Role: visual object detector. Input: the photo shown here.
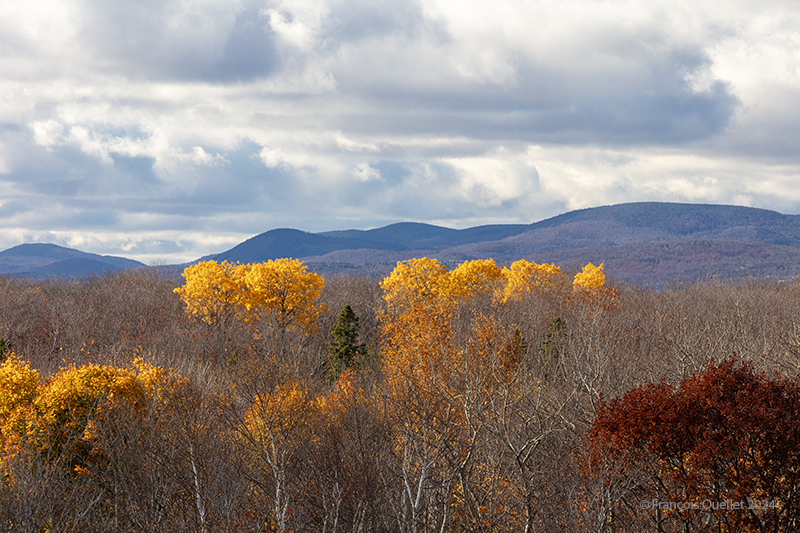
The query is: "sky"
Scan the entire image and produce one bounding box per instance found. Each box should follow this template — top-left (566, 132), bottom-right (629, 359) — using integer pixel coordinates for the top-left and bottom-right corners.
top-left (2, 0), bottom-right (800, 263)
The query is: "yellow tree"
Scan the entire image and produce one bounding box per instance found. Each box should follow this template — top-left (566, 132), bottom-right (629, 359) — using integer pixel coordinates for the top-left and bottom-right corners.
top-left (572, 262), bottom-right (605, 295)
top-left (572, 262), bottom-right (618, 308)
top-left (241, 258), bottom-right (326, 358)
top-left (240, 380), bottom-right (315, 533)
top-left (499, 260), bottom-right (562, 303)
top-left (173, 260), bottom-right (247, 325)
top-left (379, 258), bottom-right (458, 396)
top-left (380, 258), bottom-right (529, 531)
top-left (242, 258), bottom-right (326, 334)
top-left (0, 353), bottom-right (196, 532)
top-left (174, 258), bottom-right (326, 361)
top-left (447, 259), bottom-right (504, 300)
top-left (379, 258), bottom-right (462, 532)
top-left (0, 360), bottom-right (151, 532)
top-left (34, 363), bottom-right (146, 474)
top-left (382, 257), bottom-right (505, 306)
top-left (0, 353), bottom-right (39, 437)
top-left (0, 355), bottom-right (59, 533)
top-left (381, 257), bottom-right (450, 307)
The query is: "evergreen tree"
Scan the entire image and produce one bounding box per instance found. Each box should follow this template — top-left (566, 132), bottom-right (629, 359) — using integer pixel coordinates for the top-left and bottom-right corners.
top-left (539, 316), bottom-right (564, 380)
top-left (327, 304), bottom-right (363, 382)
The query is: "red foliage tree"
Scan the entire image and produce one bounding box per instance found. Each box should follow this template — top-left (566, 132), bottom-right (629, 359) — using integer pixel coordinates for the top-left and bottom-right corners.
top-left (590, 358), bottom-right (800, 532)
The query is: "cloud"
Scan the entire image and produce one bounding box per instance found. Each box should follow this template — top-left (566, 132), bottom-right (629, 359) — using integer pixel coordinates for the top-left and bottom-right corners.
top-left (0, 0), bottom-right (799, 262)
top-left (352, 163), bottom-right (381, 182)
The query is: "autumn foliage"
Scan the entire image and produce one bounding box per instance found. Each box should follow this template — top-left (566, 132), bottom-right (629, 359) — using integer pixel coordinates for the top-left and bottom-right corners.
top-left (591, 358), bottom-right (800, 532)
top-left (175, 258), bottom-right (325, 331)
top-left (172, 260), bottom-right (247, 325)
top-left (2, 256), bottom-right (800, 532)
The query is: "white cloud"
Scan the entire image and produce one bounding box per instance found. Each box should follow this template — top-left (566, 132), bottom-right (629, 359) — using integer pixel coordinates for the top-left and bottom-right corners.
top-left (0, 0), bottom-right (799, 263)
top-left (264, 0), bottom-right (328, 53)
top-left (181, 146), bottom-right (228, 166)
top-left (0, 143), bottom-right (9, 175)
top-left (352, 163), bottom-right (381, 182)
top-left (31, 119), bottom-right (65, 148)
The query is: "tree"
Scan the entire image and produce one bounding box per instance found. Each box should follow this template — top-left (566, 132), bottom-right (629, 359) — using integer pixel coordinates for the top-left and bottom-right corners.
top-left (33, 362), bottom-right (146, 476)
top-left (239, 380), bottom-right (315, 533)
top-left (447, 259), bottom-right (504, 300)
top-left (590, 358), bottom-right (800, 532)
top-left (173, 260), bottom-right (247, 326)
top-left (309, 370), bottom-right (387, 533)
top-left (500, 260), bottom-right (562, 303)
top-left (0, 352), bottom-right (208, 532)
top-left (241, 259), bottom-right (326, 361)
top-left (381, 257), bottom-right (450, 308)
top-left (327, 305), bottom-right (363, 383)
top-left (0, 353), bottom-right (39, 431)
top-left (573, 262), bottom-right (606, 295)
top-left (379, 258), bottom-right (542, 532)
top-left (241, 259), bottom-right (326, 334)
top-left (174, 258), bottom-right (326, 362)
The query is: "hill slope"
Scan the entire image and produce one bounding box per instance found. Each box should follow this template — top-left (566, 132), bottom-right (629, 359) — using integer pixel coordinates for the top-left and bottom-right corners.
top-left (0, 244), bottom-right (145, 279)
top-left (288, 203), bottom-right (800, 285)
top-left (5, 203), bottom-right (800, 286)
top-left (213, 228), bottom-right (407, 264)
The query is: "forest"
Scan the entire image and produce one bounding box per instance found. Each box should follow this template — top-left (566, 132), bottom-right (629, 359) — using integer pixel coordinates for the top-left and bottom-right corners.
top-left (0, 257), bottom-right (799, 532)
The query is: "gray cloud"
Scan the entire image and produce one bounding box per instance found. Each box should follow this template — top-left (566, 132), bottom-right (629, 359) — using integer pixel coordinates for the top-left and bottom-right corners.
top-left (0, 0), bottom-right (798, 262)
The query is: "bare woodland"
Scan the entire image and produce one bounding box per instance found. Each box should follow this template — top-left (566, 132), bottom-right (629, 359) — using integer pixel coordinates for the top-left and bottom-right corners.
top-left (0, 258), bottom-right (799, 532)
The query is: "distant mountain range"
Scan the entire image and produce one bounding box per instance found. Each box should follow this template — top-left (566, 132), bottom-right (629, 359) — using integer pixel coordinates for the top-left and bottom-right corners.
top-left (6, 202), bottom-right (800, 286)
top-left (0, 243), bottom-right (145, 280)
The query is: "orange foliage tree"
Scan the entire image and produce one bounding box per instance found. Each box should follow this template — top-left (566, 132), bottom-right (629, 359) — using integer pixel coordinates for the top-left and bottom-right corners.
top-left (240, 380), bottom-right (315, 533)
top-left (379, 258), bottom-right (537, 531)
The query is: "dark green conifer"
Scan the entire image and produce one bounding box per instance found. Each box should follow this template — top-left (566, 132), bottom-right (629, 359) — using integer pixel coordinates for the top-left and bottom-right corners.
top-left (327, 304), bottom-right (363, 382)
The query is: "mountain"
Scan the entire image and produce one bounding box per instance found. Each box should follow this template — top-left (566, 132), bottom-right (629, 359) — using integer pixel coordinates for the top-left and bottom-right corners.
top-left (439, 204), bottom-right (800, 257)
top-left (0, 243), bottom-right (145, 279)
top-left (212, 203), bottom-right (800, 286)
top-left (319, 222), bottom-right (529, 249)
top-left (5, 203), bottom-right (800, 286)
top-left (213, 228), bottom-right (407, 264)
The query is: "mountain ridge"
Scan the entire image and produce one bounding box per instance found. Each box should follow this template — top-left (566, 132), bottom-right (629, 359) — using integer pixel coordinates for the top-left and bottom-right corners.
top-left (0, 243), bottom-right (145, 279)
top-left (4, 202), bottom-right (800, 286)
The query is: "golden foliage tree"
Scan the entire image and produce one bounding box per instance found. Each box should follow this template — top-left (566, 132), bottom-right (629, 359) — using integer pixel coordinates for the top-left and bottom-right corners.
top-left (241, 258), bottom-right (326, 335)
top-left (0, 353), bottom-right (195, 532)
top-left (241, 380), bottom-right (315, 532)
top-left (447, 258), bottom-right (505, 300)
top-left (499, 259), bottom-right (562, 303)
top-left (572, 262), bottom-right (606, 295)
top-left (175, 259), bottom-right (326, 359)
top-left (379, 258), bottom-right (533, 531)
top-left (31, 362), bottom-right (169, 483)
top-left (173, 260), bottom-right (247, 325)
top-left (0, 353), bottom-right (39, 432)
top-left (381, 257), bottom-right (450, 307)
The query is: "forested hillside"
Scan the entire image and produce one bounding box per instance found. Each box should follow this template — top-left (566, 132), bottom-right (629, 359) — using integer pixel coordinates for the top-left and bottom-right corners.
top-left (214, 203), bottom-right (800, 286)
top-left (0, 260), bottom-right (798, 532)
top-left (5, 203), bottom-right (800, 286)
